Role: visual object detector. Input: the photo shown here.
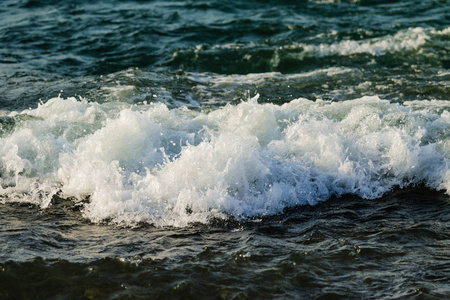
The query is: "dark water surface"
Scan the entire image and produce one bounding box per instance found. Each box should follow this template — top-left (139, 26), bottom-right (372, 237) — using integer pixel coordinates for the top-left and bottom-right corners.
top-left (1, 188), bottom-right (449, 299)
top-left (0, 189), bottom-right (450, 299)
top-left (2, 0), bottom-right (449, 109)
top-left (1, 0), bottom-right (450, 299)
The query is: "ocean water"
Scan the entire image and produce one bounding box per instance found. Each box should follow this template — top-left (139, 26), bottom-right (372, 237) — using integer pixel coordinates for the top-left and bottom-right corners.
top-left (1, 0), bottom-right (449, 298)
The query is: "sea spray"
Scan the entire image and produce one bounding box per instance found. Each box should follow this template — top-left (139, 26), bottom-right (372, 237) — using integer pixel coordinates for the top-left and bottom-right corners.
top-left (0, 95), bottom-right (449, 227)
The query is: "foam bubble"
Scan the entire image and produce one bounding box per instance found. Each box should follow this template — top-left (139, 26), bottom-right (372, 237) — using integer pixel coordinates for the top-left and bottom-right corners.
top-left (0, 95), bottom-right (449, 226)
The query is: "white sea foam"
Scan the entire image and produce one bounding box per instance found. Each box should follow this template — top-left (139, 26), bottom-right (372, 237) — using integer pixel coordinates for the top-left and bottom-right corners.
top-left (206, 27), bottom-right (437, 70)
top-left (0, 95), bottom-right (449, 227)
top-left (296, 27), bottom-right (430, 57)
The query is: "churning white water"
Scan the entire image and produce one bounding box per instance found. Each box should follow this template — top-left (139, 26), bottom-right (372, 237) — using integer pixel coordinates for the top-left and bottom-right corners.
top-left (0, 95), bottom-right (449, 227)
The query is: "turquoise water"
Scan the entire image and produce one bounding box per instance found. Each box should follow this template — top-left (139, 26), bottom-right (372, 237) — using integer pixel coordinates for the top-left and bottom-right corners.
top-left (1, 0), bottom-right (449, 298)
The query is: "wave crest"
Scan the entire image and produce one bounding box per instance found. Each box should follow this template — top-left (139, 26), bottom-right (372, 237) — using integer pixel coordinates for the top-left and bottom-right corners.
top-left (0, 95), bottom-right (449, 226)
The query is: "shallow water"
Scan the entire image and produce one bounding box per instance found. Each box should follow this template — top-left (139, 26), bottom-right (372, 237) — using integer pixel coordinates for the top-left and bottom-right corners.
top-left (1, 0), bottom-right (450, 299)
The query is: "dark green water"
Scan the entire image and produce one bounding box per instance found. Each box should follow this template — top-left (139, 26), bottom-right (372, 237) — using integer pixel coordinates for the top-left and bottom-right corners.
top-left (1, 0), bottom-right (450, 299)
top-left (1, 188), bottom-right (449, 299)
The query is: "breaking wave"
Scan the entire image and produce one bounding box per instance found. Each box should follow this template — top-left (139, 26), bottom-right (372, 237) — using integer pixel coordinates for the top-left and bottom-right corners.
top-left (0, 95), bottom-right (449, 226)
